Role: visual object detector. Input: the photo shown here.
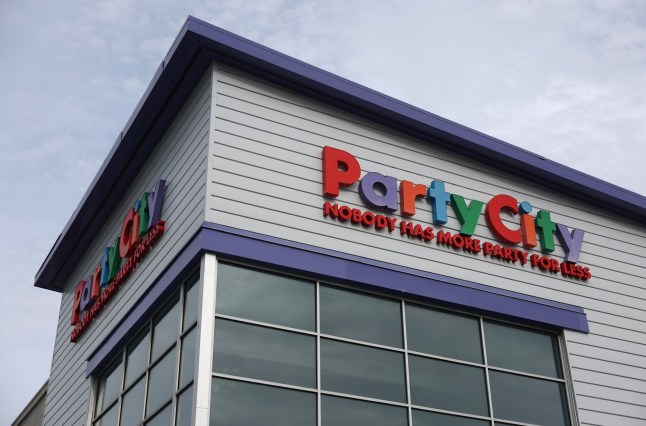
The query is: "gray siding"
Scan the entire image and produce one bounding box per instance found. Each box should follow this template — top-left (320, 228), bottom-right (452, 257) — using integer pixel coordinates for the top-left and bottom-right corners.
top-left (43, 69), bottom-right (212, 426)
top-left (206, 64), bottom-right (646, 425)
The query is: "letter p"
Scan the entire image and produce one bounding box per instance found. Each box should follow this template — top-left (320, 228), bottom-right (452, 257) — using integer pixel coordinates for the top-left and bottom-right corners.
top-left (322, 146), bottom-right (361, 197)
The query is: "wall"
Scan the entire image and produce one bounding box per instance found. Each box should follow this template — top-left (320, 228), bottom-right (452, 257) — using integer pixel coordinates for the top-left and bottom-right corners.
top-left (42, 69), bottom-right (212, 426)
top-left (206, 63), bottom-right (646, 425)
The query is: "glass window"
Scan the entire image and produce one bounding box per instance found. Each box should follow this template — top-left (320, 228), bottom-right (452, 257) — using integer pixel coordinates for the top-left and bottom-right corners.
top-left (176, 385), bottom-right (193, 426)
top-left (484, 320), bottom-right (561, 378)
top-left (216, 264), bottom-right (315, 330)
top-left (412, 409), bottom-right (490, 426)
top-left (97, 403), bottom-right (118, 426)
top-left (120, 378), bottom-right (145, 426)
top-left (92, 273), bottom-right (198, 426)
top-left (320, 338), bottom-right (406, 402)
top-left (321, 395), bottom-right (408, 426)
top-left (97, 360), bottom-right (122, 413)
top-left (147, 348), bottom-right (177, 416)
top-left (409, 355), bottom-right (489, 416)
top-left (180, 328), bottom-right (196, 387)
top-left (213, 319), bottom-right (316, 388)
top-left (152, 296), bottom-right (180, 360)
top-left (320, 285), bottom-right (402, 347)
top-left (183, 275), bottom-right (199, 330)
top-left (489, 370), bottom-right (569, 426)
top-left (406, 304), bottom-right (482, 363)
top-left (125, 330), bottom-right (149, 387)
top-left (209, 263), bottom-right (573, 426)
top-left (145, 403), bottom-right (172, 426)
top-left (210, 378), bottom-right (316, 426)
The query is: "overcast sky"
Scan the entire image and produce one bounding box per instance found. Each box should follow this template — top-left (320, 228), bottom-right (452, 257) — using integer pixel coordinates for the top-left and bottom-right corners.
top-left (1, 0), bottom-right (645, 423)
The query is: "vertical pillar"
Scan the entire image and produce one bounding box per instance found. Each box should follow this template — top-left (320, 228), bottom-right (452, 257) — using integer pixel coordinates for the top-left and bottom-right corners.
top-left (194, 253), bottom-right (217, 425)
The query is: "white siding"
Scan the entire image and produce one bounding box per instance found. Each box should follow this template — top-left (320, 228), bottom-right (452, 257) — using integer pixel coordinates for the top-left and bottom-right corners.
top-left (42, 69), bottom-right (212, 426)
top-left (206, 64), bottom-right (646, 424)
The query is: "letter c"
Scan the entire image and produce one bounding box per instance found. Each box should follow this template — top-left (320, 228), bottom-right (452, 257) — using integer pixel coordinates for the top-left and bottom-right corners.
top-left (485, 194), bottom-right (522, 244)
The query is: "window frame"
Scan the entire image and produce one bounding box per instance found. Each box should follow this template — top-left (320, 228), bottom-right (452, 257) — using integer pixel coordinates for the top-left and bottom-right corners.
top-left (210, 260), bottom-right (579, 426)
top-left (90, 271), bottom-right (199, 426)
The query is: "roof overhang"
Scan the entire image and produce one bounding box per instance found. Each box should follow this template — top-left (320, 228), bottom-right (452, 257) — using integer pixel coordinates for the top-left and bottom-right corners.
top-left (35, 16), bottom-right (646, 291)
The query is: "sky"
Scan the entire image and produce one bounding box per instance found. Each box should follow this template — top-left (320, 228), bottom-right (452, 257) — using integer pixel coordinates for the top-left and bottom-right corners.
top-left (1, 0), bottom-right (645, 423)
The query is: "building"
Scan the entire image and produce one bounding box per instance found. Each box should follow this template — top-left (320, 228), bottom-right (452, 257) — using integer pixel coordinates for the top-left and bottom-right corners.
top-left (35, 16), bottom-right (646, 426)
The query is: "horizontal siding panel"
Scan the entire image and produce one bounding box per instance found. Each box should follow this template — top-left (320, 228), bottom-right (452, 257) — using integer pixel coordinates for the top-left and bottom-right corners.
top-left (216, 67), bottom-right (646, 245)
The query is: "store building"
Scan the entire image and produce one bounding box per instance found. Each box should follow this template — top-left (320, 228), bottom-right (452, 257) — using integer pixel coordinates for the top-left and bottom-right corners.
top-left (35, 16), bottom-right (646, 426)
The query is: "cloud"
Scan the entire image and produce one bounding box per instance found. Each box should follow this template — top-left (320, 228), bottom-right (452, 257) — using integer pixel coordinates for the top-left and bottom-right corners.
top-left (1, 0), bottom-right (645, 423)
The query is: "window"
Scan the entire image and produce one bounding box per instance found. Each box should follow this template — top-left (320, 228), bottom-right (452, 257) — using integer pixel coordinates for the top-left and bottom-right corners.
top-left (93, 273), bottom-right (199, 426)
top-left (210, 263), bottom-right (572, 426)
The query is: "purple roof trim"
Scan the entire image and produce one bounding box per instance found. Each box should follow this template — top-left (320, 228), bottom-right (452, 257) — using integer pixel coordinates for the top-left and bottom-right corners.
top-left (37, 16), bottom-right (645, 292)
top-left (86, 222), bottom-right (588, 377)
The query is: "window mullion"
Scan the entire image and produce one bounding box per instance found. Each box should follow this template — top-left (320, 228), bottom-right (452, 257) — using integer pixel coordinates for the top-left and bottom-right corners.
top-left (479, 317), bottom-right (495, 425)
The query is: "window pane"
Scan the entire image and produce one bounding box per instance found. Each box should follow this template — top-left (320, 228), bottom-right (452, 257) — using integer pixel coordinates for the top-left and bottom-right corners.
top-left (97, 403), bottom-right (118, 426)
top-left (216, 264), bottom-right (315, 330)
top-left (213, 319), bottom-right (316, 388)
top-left (321, 395), bottom-right (408, 426)
top-left (176, 385), bottom-right (193, 426)
top-left (320, 285), bottom-right (402, 347)
top-left (320, 338), bottom-right (406, 402)
top-left (152, 296), bottom-right (180, 360)
top-left (120, 377), bottom-right (145, 426)
top-left (210, 378), bottom-right (316, 426)
top-left (146, 348), bottom-right (177, 416)
top-left (125, 330), bottom-right (149, 387)
top-left (413, 409), bottom-right (490, 426)
top-left (145, 403), bottom-right (172, 426)
top-left (409, 355), bottom-right (489, 416)
top-left (490, 370), bottom-right (569, 426)
top-left (484, 321), bottom-right (561, 378)
top-left (183, 275), bottom-right (199, 330)
top-left (406, 304), bottom-right (482, 363)
top-left (97, 361), bottom-right (122, 413)
top-left (180, 327), bottom-right (196, 387)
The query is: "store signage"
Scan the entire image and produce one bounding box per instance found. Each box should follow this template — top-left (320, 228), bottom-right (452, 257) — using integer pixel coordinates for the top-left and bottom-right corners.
top-left (70, 179), bottom-right (167, 342)
top-left (321, 146), bottom-right (592, 281)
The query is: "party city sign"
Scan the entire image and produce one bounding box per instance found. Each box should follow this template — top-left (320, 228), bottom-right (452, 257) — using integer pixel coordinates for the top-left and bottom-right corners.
top-left (321, 146), bottom-right (592, 282)
top-left (70, 179), bottom-right (167, 342)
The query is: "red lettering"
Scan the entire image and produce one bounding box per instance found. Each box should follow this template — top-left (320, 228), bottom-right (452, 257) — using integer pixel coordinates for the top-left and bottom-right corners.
top-left (323, 201), bottom-right (339, 218)
top-left (485, 194), bottom-right (522, 244)
top-left (400, 180), bottom-right (427, 216)
top-left (322, 146), bottom-right (361, 197)
top-left (436, 230), bottom-right (452, 246)
top-left (362, 211), bottom-right (375, 227)
top-left (338, 206), bottom-right (352, 221)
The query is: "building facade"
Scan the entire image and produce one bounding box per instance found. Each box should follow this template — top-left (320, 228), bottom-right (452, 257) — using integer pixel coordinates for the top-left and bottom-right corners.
top-left (36, 17), bottom-right (646, 426)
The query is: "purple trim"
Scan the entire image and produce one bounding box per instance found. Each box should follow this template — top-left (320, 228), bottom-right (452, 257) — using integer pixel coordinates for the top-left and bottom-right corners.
top-left (86, 222), bottom-right (588, 378)
top-left (38, 16), bottom-right (646, 291)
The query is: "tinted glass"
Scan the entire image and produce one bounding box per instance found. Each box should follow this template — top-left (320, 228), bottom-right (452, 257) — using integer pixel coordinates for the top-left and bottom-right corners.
top-left (213, 319), bottom-right (316, 388)
top-left (120, 377), bottom-right (145, 426)
top-left (210, 378), bottom-right (316, 426)
top-left (176, 385), bottom-right (193, 426)
top-left (183, 276), bottom-right (199, 330)
top-left (321, 395), bottom-right (408, 426)
top-left (180, 328), bottom-right (196, 387)
top-left (320, 338), bottom-right (406, 402)
top-left (97, 403), bottom-right (118, 426)
top-left (484, 321), bottom-right (561, 378)
top-left (413, 409), bottom-right (490, 426)
top-left (152, 297), bottom-right (180, 360)
top-left (320, 285), bottom-right (402, 347)
top-left (125, 330), bottom-right (149, 387)
top-left (406, 304), bottom-right (482, 363)
top-left (146, 348), bottom-right (177, 415)
top-left (490, 370), bottom-right (569, 426)
top-left (98, 361), bottom-right (122, 413)
top-left (145, 403), bottom-right (172, 426)
top-left (216, 264), bottom-right (315, 330)
top-left (409, 355), bottom-right (489, 416)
